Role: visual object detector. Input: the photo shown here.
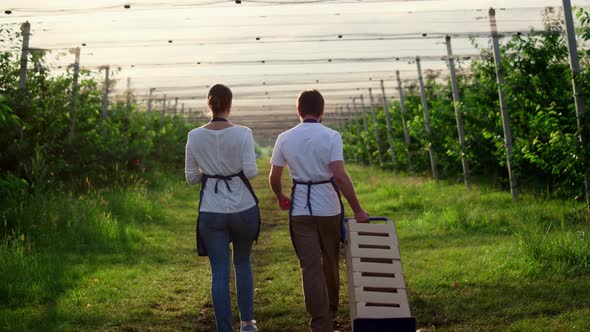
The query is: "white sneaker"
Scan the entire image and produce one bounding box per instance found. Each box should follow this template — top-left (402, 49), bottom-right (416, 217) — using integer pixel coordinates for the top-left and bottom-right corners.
top-left (240, 320), bottom-right (259, 332)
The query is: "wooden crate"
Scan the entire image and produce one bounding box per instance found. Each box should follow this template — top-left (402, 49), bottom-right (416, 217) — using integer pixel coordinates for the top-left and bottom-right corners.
top-left (345, 218), bottom-right (414, 331)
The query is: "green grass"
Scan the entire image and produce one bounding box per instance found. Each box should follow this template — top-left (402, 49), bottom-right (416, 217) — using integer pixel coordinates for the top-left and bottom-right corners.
top-left (1, 160), bottom-right (589, 331)
top-left (345, 164), bottom-right (590, 331)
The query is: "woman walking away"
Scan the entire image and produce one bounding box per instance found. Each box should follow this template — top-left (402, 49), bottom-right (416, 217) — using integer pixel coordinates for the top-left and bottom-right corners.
top-left (185, 84), bottom-right (260, 332)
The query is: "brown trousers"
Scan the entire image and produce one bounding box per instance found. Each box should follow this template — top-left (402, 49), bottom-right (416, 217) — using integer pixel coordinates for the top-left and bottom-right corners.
top-left (291, 214), bottom-right (342, 332)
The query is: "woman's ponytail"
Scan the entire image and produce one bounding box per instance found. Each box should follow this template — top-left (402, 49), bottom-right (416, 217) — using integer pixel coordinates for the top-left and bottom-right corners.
top-left (207, 84), bottom-right (232, 115)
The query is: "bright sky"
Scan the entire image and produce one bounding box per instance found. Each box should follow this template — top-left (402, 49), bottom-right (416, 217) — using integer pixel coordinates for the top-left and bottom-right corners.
top-left (1, 0), bottom-right (589, 124)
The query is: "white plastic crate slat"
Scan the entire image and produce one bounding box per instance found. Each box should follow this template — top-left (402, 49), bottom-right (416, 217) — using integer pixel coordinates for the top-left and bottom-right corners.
top-left (345, 217), bottom-right (412, 327)
top-left (347, 220), bottom-right (396, 233)
top-left (345, 235), bottom-right (358, 321)
top-left (349, 244), bottom-right (400, 260)
top-left (351, 272), bottom-right (406, 289)
top-left (355, 302), bottom-right (411, 319)
top-left (349, 231), bottom-right (399, 247)
top-left (351, 258), bottom-right (404, 274)
top-left (354, 287), bottom-right (409, 305)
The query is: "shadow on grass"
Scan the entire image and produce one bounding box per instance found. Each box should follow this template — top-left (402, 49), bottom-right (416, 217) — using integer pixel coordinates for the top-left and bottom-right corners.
top-left (411, 275), bottom-right (590, 330)
top-left (400, 232), bottom-right (507, 251)
top-left (0, 175), bottom-right (180, 306)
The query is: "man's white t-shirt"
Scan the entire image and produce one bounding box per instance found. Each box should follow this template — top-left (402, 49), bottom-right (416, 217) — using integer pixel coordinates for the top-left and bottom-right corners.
top-left (270, 122), bottom-right (344, 216)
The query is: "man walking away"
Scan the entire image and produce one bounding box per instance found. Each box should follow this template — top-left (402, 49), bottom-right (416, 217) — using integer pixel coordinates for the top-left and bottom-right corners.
top-left (269, 89), bottom-right (370, 332)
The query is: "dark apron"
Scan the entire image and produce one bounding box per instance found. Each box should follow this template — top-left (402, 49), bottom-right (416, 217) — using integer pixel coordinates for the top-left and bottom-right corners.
top-left (288, 178), bottom-right (346, 254)
top-left (196, 170), bottom-right (260, 256)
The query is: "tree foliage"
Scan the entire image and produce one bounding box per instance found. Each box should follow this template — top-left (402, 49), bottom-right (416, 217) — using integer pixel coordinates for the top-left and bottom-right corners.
top-left (0, 26), bottom-right (196, 192)
top-left (342, 10), bottom-right (590, 198)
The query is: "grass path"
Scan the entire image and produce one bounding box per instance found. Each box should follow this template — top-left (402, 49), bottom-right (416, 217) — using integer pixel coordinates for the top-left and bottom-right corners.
top-left (66, 159), bottom-right (308, 331)
top-left (17, 159), bottom-right (322, 332)
top-left (3, 159), bottom-right (590, 331)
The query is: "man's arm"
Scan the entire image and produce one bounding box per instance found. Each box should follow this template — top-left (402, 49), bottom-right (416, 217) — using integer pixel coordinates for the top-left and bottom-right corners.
top-left (269, 165), bottom-right (290, 209)
top-left (329, 160), bottom-right (369, 222)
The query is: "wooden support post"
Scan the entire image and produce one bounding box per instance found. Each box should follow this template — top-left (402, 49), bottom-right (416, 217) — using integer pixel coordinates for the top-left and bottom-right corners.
top-left (368, 88), bottom-right (383, 167)
top-left (181, 103), bottom-right (185, 118)
top-left (101, 66), bottom-right (110, 119)
top-left (359, 94), bottom-right (374, 166)
top-left (69, 47), bottom-right (80, 141)
top-left (174, 97), bottom-right (178, 118)
top-left (416, 56), bottom-right (438, 180)
top-left (337, 106), bottom-right (349, 161)
top-left (446, 36), bottom-right (471, 189)
top-left (490, 8), bottom-right (518, 200)
top-left (161, 94), bottom-right (167, 124)
top-left (380, 80), bottom-right (397, 168)
top-left (562, 0), bottom-right (590, 218)
top-left (352, 97), bottom-right (371, 166)
top-left (340, 106), bottom-right (349, 150)
top-left (347, 104), bottom-right (358, 163)
top-left (19, 22), bottom-right (31, 92)
top-left (147, 88), bottom-right (155, 115)
top-left (396, 71), bottom-right (414, 176)
top-left (354, 97), bottom-right (372, 166)
top-left (336, 106), bottom-right (343, 131)
top-left (126, 77), bottom-right (132, 113)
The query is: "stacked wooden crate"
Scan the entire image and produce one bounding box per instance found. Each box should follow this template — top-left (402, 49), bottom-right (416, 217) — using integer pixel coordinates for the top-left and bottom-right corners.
top-left (345, 217), bottom-right (416, 331)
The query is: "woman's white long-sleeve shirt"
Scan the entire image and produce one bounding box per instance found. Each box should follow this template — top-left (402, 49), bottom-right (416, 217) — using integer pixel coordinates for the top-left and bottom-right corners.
top-left (185, 125), bottom-right (258, 213)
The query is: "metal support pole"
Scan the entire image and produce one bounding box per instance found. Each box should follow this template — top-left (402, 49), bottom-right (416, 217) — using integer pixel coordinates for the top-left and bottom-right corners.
top-left (416, 56), bottom-right (438, 180)
top-left (101, 66), bottom-right (110, 119)
top-left (368, 88), bottom-right (383, 167)
top-left (380, 80), bottom-right (397, 168)
top-left (19, 22), bottom-right (31, 92)
top-left (69, 47), bottom-right (80, 141)
top-left (490, 8), bottom-right (518, 200)
top-left (353, 97), bottom-right (371, 165)
top-left (181, 103), bottom-right (185, 118)
top-left (359, 94), bottom-right (374, 166)
top-left (396, 71), bottom-right (414, 175)
top-left (562, 0), bottom-right (590, 217)
top-left (446, 36), bottom-right (471, 189)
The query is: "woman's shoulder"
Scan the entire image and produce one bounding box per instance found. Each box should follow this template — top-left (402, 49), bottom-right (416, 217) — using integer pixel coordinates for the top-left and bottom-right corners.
top-left (188, 124), bottom-right (251, 138)
top-left (187, 126), bottom-right (207, 136)
top-left (230, 124), bottom-right (253, 134)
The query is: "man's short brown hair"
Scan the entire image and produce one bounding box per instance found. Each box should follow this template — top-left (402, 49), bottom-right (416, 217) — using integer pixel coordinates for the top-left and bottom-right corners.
top-left (297, 90), bottom-right (324, 117)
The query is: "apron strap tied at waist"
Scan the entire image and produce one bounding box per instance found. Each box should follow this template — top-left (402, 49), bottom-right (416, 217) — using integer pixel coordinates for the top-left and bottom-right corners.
top-left (292, 178), bottom-right (333, 216)
top-left (196, 169), bottom-right (260, 257)
top-left (202, 171), bottom-right (245, 194)
top-left (289, 177), bottom-right (346, 256)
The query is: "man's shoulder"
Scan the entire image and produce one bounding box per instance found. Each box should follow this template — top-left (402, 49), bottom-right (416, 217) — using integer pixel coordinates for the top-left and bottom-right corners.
top-left (321, 125), bottom-right (340, 136)
top-left (315, 125), bottom-right (341, 140)
top-left (276, 124), bottom-right (301, 139)
top-left (278, 124), bottom-right (340, 141)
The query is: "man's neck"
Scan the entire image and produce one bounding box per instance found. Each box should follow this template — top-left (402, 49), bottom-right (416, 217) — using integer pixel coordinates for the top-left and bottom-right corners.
top-left (301, 116), bottom-right (320, 123)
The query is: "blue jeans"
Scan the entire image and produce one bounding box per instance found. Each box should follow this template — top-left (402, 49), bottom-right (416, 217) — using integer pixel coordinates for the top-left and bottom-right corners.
top-left (198, 206), bottom-right (260, 332)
